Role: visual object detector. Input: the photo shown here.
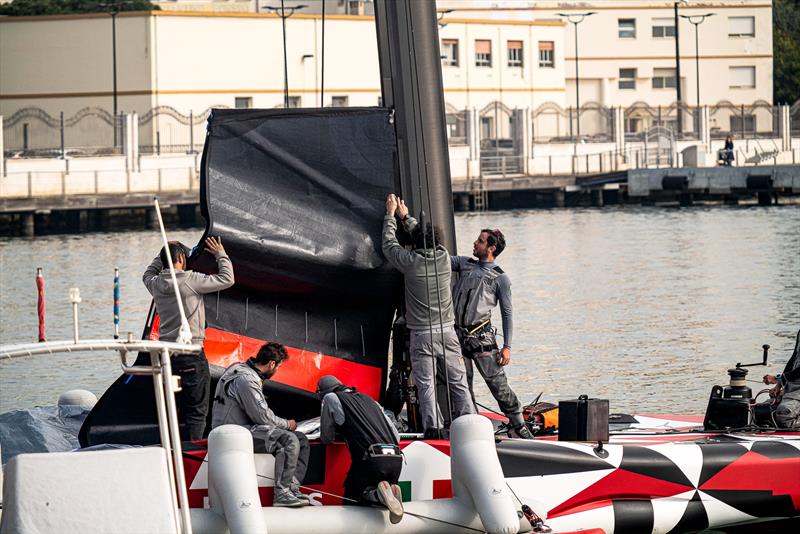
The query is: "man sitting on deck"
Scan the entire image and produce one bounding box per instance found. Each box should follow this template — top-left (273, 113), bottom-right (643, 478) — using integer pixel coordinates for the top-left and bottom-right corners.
top-left (317, 375), bottom-right (404, 524)
top-left (211, 342), bottom-right (311, 508)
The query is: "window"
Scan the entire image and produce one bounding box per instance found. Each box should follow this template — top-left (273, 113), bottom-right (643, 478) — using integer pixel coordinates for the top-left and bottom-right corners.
top-left (618, 19), bottom-right (636, 38)
top-left (507, 40), bottom-right (523, 67)
top-left (625, 117), bottom-right (642, 133)
top-left (730, 114), bottom-right (756, 132)
top-left (538, 41), bottom-right (554, 68)
top-left (729, 66), bottom-right (755, 88)
top-left (234, 97), bottom-right (252, 109)
top-left (441, 39), bottom-right (459, 67)
top-left (331, 96), bottom-right (349, 107)
top-left (346, 0), bottom-right (361, 15)
top-left (475, 40), bottom-right (492, 67)
top-left (287, 96), bottom-right (301, 108)
top-left (619, 68), bottom-right (636, 89)
top-left (652, 18), bottom-right (675, 38)
top-left (729, 16), bottom-right (755, 37)
top-left (652, 68), bottom-right (677, 89)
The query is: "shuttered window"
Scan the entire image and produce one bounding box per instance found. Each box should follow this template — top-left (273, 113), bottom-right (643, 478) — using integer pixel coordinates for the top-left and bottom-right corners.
top-left (729, 66), bottom-right (755, 88)
top-left (619, 68), bottom-right (636, 90)
top-left (507, 40), bottom-right (523, 67)
top-left (728, 16), bottom-right (755, 37)
top-left (442, 39), bottom-right (459, 67)
top-left (652, 68), bottom-right (676, 89)
top-left (618, 19), bottom-right (636, 38)
top-left (538, 41), bottom-right (554, 68)
top-left (652, 18), bottom-right (675, 38)
top-left (475, 40), bottom-right (492, 67)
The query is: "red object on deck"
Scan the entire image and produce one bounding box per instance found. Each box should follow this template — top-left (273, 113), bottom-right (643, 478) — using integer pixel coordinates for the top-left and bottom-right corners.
top-left (36, 267), bottom-right (45, 342)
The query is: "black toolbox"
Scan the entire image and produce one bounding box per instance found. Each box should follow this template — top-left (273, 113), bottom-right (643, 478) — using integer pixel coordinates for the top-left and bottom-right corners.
top-left (558, 395), bottom-right (609, 442)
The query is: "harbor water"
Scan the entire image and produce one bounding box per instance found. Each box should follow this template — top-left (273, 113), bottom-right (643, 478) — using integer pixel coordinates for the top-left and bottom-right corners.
top-left (1, 205), bottom-right (799, 416)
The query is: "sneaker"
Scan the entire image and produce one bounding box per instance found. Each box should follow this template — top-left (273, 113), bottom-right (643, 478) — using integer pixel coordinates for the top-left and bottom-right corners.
top-left (391, 484), bottom-right (403, 503)
top-left (291, 489), bottom-right (310, 503)
top-left (273, 490), bottom-right (308, 508)
top-left (376, 480), bottom-right (404, 524)
top-left (513, 424), bottom-right (535, 440)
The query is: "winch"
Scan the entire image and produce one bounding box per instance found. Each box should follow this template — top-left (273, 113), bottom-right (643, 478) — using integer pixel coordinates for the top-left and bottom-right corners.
top-left (703, 344), bottom-right (769, 430)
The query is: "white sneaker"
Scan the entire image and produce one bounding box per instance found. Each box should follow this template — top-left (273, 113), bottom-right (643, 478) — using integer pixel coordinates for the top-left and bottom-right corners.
top-left (376, 481), bottom-right (404, 524)
top-left (273, 490), bottom-right (308, 508)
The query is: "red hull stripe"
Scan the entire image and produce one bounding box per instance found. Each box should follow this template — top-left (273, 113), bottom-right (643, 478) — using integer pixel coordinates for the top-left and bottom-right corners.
top-left (203, 328), bottom-right (383, 399)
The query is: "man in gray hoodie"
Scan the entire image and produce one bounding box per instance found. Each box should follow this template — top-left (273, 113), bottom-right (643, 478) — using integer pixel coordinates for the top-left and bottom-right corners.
top-left (143, 236), bottom-right (234, 440)
top-left (382, 194), bottom-right (474, 438)
top-left (212, 342), bottom-right (310, 508)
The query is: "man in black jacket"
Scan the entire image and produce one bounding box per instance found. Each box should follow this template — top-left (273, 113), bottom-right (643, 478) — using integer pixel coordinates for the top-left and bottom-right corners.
top-left (763, 329), bottom-right (800, 428)
top-left (317, 375), bottom-right (404, 524)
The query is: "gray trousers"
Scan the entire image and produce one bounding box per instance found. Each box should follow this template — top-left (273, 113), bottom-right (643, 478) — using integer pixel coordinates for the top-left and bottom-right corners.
top-left (252, 426), bottom-right (310, 494)
top-left (410, 328), bottom-right (475, 432)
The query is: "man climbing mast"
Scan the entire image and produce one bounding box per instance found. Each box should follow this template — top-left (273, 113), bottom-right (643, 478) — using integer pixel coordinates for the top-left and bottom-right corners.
top-left (382, 194), bottom-right (474, 438)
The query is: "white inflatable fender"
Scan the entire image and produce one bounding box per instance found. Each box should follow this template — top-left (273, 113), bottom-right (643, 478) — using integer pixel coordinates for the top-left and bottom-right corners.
top-left (208, 425), bottom-right (268, 534)
top-left (450, 414), bottom-right (520, 534)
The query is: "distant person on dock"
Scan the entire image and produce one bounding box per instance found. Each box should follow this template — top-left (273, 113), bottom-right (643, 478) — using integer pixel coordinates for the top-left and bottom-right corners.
top-left (143, 236), bottom-right (234, 441)
top-left (763, 329), bottom-right (800, 429)
top-left (212, 342), bottom-right (311, 508)
top-left (317, 375), bottom-right (404, 523)
top-left (719, 136), bottom-right (735, 166)
top-left (444, 227), bottom-right (533, 439)
top-left (382, 193), bottom-right (475, 439)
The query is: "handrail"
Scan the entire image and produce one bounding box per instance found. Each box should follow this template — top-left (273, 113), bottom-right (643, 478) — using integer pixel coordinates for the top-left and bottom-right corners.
top-left (0, 338), bottom-right (201, 360)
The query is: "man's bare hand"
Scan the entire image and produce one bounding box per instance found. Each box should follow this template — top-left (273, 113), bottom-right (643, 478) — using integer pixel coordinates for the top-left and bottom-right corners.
top-left (204, 236), bottom-right (225, 256)
top-left (386, 194), bottom-right (398, 216)
top-left (763, 374), bottom-right (778, 385)
top-left (497, 347), bottom-right (511, 366)
top-left (287, 419), bottom-right (298, 431)
top-left (769, 385), bottom-right (783, 399)
top-left (397, 198), bottom-right (409, 220)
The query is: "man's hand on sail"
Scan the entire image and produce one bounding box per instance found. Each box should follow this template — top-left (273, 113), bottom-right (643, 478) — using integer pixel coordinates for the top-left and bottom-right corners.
top-left (386, 194), bottom-right (398, 216)
top-left (204, 236), bottom-right (226, 256)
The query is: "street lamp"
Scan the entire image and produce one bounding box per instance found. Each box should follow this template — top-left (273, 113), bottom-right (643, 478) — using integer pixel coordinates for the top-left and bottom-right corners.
top-left (99, 1), bottom-right (135, 147)
top-left (673, 0), bottom-right (688, 132)
top-left (680, 13), bottom-right (715, 109)
top-left (263, 1), bottom-right (308, 108)
top-left (558, 12), bottom-right (596, 142)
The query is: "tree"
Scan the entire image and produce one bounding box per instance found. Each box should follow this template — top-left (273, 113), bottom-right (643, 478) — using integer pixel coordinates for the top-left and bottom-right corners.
top-left (774, 0), bottom-right (800, 104)
top-left (0, 0), bottom-right (160, 16)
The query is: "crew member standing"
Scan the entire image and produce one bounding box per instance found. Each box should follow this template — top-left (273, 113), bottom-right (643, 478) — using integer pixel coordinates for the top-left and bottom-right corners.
top-left (143, 236), bottom-right (234, 440)
top-left (317, 375), bottom-right (404, 524)
top-left (382, 193), bottom-right (474, 438)
top-left (212, 342), bottom-right (311, 508)
top-left (449, 228), bottom-right (533, 439)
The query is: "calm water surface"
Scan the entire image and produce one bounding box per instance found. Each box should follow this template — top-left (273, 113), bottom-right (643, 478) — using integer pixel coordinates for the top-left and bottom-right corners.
top-left (1, 206), bottom-right (799, 415)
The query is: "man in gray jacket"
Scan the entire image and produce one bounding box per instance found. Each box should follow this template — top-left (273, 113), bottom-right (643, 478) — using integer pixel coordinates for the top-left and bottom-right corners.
top-left (451, 229), bottom-right (533, 439)
top-left (382, 194), bottom-right (474, 438)
top-left (143, 236), bottom-right (234, 440)
top-left (212, 342), bottom-right (310, 508)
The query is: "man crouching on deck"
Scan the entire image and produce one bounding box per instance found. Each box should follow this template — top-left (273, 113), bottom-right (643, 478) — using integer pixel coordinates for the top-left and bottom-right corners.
top-left (212, 342), bottom-right (311, 508)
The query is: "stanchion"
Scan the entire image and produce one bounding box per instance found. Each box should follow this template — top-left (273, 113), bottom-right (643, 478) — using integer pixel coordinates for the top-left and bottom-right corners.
top-left (113, 267), bottom-right (120, 339)
top-left (36, 267), bottom-right (46, 342)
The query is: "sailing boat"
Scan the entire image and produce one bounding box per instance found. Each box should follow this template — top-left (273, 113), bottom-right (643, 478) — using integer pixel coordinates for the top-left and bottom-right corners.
top-left (3, 1), bottom-right (799, 533)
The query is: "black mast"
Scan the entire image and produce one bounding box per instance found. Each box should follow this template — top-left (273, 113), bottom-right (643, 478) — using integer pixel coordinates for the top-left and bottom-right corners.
top-left (374, 0), bottom-right (456, 253)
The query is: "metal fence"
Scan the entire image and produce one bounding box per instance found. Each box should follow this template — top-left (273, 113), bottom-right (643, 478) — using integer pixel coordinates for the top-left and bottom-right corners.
top-left (138, 106), bottom-right (222, 155)
top-left (3, 107), bottom-right (123, 157)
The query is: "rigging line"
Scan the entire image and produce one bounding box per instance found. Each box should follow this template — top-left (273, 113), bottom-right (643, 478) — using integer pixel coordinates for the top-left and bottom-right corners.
top-left (181, 452), bottom-right (485, 532)
top-left (418, 211), bottom-right (443, 436)
top-left (406, 6), bottom-right (454, 425)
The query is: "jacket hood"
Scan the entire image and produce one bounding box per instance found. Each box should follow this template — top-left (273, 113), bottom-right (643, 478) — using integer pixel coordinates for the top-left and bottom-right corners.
top-left (317, 375), bottom-right (343, 396)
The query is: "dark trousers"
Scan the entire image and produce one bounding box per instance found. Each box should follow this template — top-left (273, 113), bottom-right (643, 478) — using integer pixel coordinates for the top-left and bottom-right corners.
top-left (463, 349), bottom-right (522, 421)
top-left (172, 352), bottom-right (210, 441)
top-left (344, 454), bottom-right (403, 505)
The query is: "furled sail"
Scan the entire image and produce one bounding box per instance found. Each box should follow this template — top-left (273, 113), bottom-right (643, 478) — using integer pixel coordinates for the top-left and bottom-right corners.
top-left (80, 108), bottom-right (401, 446)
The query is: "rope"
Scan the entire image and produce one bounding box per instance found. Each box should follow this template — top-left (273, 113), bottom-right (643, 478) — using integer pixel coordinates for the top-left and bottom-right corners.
top-left (181, 452), bottom-right (485, 532)
top-left (402, 3), bottom-right (454, 431)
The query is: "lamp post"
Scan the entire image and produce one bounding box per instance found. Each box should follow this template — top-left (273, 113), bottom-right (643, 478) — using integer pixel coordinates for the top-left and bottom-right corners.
top-left (558, 12), bottom-right (596, 142)
top-left (680, 13), bottom-right (715, 109)
top-left (673, 0), bottom-right (688, 133)
top-left (100, 1), bottom-right (135, 147)
top-left (263, 1), bottom-right (308, 108)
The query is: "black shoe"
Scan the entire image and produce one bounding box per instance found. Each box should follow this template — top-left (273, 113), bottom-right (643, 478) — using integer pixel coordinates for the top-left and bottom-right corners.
top-left (512, 425), bottom-right (535, 439)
